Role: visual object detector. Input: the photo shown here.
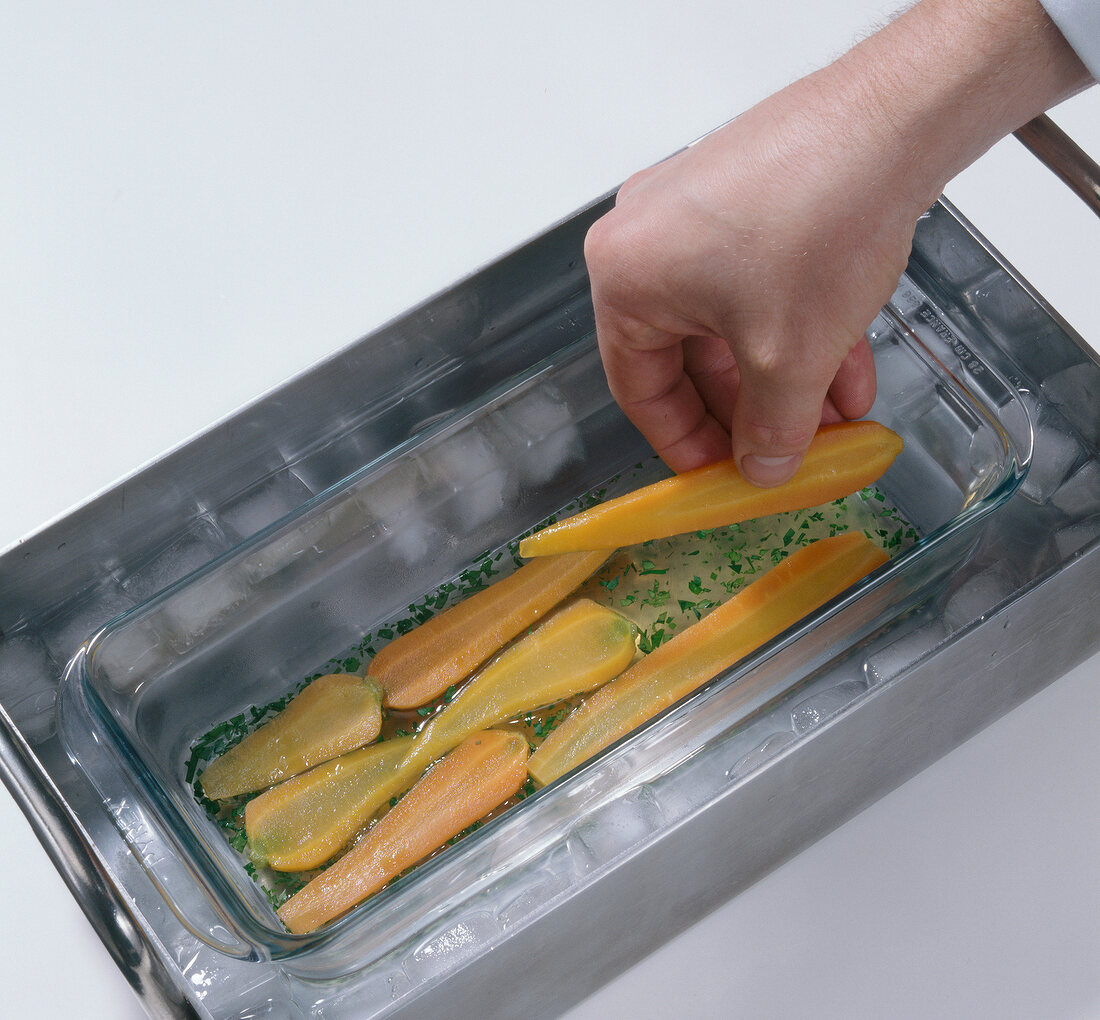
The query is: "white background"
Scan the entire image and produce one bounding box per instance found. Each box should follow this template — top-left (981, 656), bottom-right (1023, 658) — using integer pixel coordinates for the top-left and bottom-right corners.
top-left (1, 3), bottom-right (1097, 1017)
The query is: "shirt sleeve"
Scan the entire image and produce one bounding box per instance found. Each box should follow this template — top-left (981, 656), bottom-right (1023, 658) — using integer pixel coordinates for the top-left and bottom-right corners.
top-left (1040, 0), bottom-right (1100, 81)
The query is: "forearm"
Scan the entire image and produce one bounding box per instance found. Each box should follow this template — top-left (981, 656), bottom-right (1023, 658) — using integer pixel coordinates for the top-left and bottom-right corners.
top-left (584, 0), bottom-right (1093, 482)
top-left (818, 0), bottom-right (1092, 217)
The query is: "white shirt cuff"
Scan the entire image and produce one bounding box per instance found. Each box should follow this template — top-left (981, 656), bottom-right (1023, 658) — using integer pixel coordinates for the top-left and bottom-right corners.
top-left (1040, 0), bottom-right (1100, 82)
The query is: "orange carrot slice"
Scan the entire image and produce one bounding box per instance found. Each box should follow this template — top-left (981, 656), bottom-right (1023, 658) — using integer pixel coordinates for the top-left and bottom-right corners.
top-left (517, 421), bottom-right (903, 557)
top-left (245, 736), bottom-right (416, 871)
top-left (527, 533), bottom-right (888, 786)
top-left (277, 730), bottom-right (528, 934)
top-left (370, 549), bottom-right (609, 709)
top-left (397, 598), bottom-right (637, 779)
top-left (199, 674), bottom-right (383, 801)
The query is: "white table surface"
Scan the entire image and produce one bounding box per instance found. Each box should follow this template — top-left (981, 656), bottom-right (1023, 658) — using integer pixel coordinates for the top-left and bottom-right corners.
top-left (1, 4), bottom-right (1097, 1017)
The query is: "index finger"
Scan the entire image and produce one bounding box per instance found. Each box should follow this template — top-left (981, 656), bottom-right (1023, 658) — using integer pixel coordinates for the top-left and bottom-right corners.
top-left (595, 312), bottom-right (731, 472)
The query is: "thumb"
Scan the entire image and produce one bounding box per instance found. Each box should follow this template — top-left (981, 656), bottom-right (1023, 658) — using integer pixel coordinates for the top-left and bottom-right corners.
top-left (729, 350), bottom-right (831, 488)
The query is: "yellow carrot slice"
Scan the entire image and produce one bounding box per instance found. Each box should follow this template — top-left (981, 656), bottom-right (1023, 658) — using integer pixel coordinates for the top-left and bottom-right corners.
top-left (245, 736), bottom-right (416, 871)
top-left (518, 421), bottom-right (903, 557)
top-left (278, 730), bottom-right (528, 934)
top-left (397, 598), bottom-right (637, 778)
top-left (199, 674), bottom-right (383, 801)
top-left (528, 533), bottom-right (888, 786)
top-left (369, 549), bottom-right (609, 709)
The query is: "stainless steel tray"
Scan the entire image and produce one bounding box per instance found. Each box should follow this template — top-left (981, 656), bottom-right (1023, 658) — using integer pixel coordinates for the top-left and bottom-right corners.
top-left (1, 193), bottom-right (1098, 1018)
top-left (56, 270), bottom-right (1023, 961)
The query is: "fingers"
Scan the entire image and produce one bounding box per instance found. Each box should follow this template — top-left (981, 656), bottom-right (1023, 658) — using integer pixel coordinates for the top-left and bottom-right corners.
top-left (586, 198), bottom-right (733, 472)
top-left (682, 334), bottom-right (740, 432)
top-left (828, 334), bottom-right (877, 420)
top-left (586, 130), bottom-right (887, 487)
top-left (596, 318), bottom-right (731, 472)
top-left (595, 281), bottom-right (878, 483)
top-left (728, 350), bottom-right (829, 488)
top-left (729, 333), bottom-right (876, 487)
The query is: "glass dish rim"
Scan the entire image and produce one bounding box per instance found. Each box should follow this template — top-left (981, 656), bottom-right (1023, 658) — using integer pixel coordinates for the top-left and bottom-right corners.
top-left (62, 300), bottom-right (1033, 959)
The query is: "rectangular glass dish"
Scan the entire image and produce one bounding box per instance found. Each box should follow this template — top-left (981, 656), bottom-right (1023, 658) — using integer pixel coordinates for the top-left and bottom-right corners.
top-left (57, 271), bottom-right (1030, 975)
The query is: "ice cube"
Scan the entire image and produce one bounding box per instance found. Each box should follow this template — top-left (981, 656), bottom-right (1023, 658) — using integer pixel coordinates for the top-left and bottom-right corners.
top-left (943, 566), bottom-right (1016, 632)
top-left (572, 786), bottom-right (665, 862)
top-left (155, 568), bottom-right (251, 652)
top-left (864, 619), bottom-right (948, 686)
top-left (964, 269), bottom-right (1048, 335)
top-left (987, 503), bottom-right (1057, 578)
top-left (497, 864), bottom-right (574, 929)
top-left (355, 458), bottom-right (444, 567)
top-left (495, 385), bottom-right (582, 486)
top-left (405, 911), bottom-right (500, 983)
top-left (646, 750), bottom-right (728, 819)
top-left (121, 522), bottom-right (229, 602)
top-left (242, 493), bottom-right (377, 584)
top-left (326, 964), bottom-right (410, 1013)
top-left (385, 514), bottom-right (438, 565)
top-left (356, 457), bottom-right (428, 519)
top-left (1041, 362), bottom-right (1100, 445)
top-left (177, 949), bottom-right (302, 1019)
top-left (1054, 517), bottom-right (1100, 560)
top-left (0, 633), bottom-right (58, 699)
top-left (927, 234), bottom-right (992, 286)
top-left (417, 424), bottom-right (512, 531)
top-left (89, 616), bottom-right (173, 694)
top-left (968, 426), bottom-right (1006, 484)
top-left (242, 520), bottom-right (317, 584)
top-left (10, 687), bottom-right (58, 744)
top-left (725, 730), bottom-right (796, 782)
top-left (284, 421), bottom-right (384, 496)
top-left (0, 633), bottom-right (60, 742)
top-left (1051, 459), bottom-right (1100, 519)
top-left (217, 471), bottom-right (313, 542)
top-left (311, 497), bottom-right (374, 554)
top-left (1018, 397), bottom-right (1085, 506)
top-left (790, 679), bottom-right (867, 735)
top-left (38, 583), bottom-right (135, 666)
top-left (871, 339), bottom-right (939, 421)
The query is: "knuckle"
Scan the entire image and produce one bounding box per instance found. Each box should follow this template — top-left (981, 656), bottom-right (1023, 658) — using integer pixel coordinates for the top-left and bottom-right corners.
top-left (738, 416), bottom-right (818, 453)
top-left (584, 214), bottom-right (634, 284)
top-left (583, 214), bottom-right (615, 267)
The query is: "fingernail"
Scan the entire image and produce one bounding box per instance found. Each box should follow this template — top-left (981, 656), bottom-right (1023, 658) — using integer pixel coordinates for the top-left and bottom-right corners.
top-left (740, 454), bottom-right (799, 487)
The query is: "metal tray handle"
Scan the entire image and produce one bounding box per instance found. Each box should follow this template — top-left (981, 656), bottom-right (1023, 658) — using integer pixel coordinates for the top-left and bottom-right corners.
top-left (0, 701), bottom-right (199, 1019)
top-left (1014, 113), bottom-right (1100, 218)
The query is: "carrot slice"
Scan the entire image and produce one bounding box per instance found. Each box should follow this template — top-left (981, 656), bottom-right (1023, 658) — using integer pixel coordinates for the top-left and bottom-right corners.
top-left (245, 736), bottom-right (416, 871)
top-left (397, 598), bottom-right (637, 778)
top-left (527, 533), bottom-right (888, 786)
top-left (278, 730), bottom-right (528, 934)
top-left (517, 421), bottom-right (903, 557)
top-left (199, 674), bottom-right (384, 801)
top-left (369, 549), bottom-right (609, 709)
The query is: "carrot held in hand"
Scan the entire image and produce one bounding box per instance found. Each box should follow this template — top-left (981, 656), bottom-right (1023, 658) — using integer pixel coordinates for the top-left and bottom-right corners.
top-left (199, 674), bottom-right (383, 801)
top-left (397, 598), bottom-right (637, 779)
top-left (245, 736), bottom-right (416, 871)
top-left (369, 549), bottom-right (609, 709)
top-left (518, 421), bottom-right (902, 557)
top-left (527, 533), bottom-right (888, 786)
top-left (277, 730), bottom-right (528, 934)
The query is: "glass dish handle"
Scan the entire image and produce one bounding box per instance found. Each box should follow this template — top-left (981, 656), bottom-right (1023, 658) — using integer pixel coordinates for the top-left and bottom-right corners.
top-left (1014, 113), bottom-right (1100, 218)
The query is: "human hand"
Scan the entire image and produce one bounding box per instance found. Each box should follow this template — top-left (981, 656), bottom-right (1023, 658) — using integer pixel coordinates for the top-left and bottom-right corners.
top-left (586, 77), bottom-right (905, 485)
top-left (586, 0), bottom-right (1091, 486)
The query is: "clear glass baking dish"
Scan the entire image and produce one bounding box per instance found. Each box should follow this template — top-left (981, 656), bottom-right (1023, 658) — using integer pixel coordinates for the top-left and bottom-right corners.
top-left (57, 274), bottom-right (1030, 973)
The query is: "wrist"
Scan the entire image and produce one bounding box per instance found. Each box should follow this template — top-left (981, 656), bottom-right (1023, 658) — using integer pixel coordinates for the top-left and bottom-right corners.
top-left (818, 0), bottom-right (1092, 215)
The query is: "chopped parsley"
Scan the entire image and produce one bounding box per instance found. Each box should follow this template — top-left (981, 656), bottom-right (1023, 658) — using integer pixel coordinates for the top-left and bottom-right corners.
top-left (185, 455), bottom-right (918, 922)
